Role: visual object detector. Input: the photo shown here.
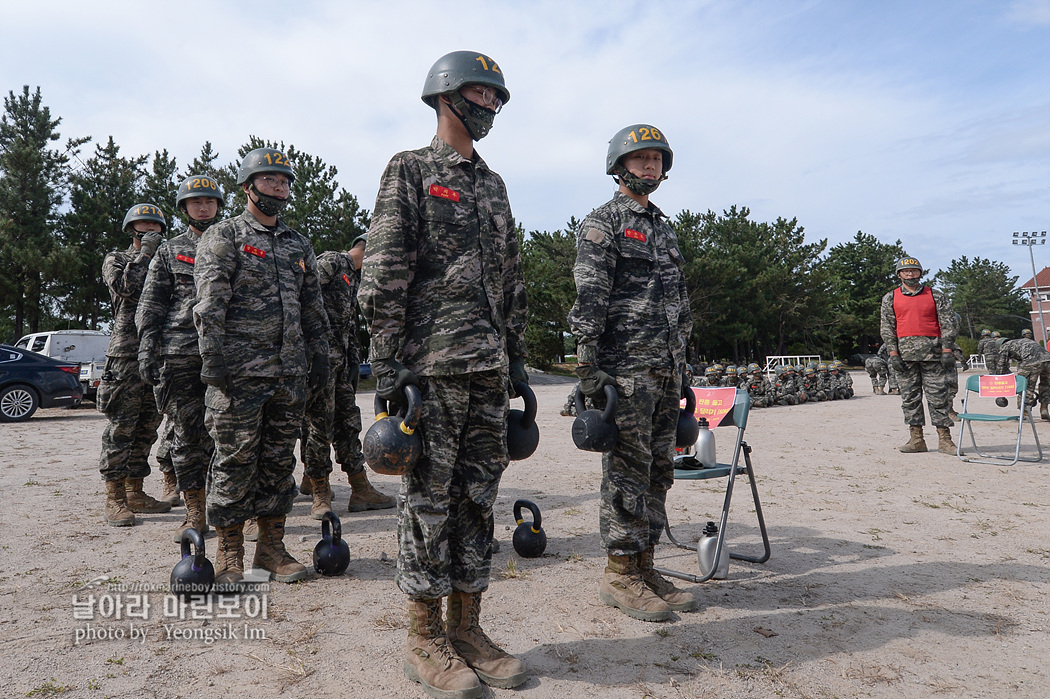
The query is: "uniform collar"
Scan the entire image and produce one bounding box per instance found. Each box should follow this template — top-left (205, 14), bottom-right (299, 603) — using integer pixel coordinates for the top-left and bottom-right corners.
top-left (613, 190), bottom-right (666, 219)
top-left (242, 208), bottom-right (291, 235)
top-left (899, 283), bottom-right (925, 296)
top-left (431, 135), bottom-right (490, 172)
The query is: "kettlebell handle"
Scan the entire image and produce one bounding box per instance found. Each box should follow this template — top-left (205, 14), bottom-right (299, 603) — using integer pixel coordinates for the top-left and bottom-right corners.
top-left (513, 499), bottom-right (542, 531)
top-left (179, 527), bottom-right (207, 570)
top-left (321, 510), bottom-right (342, 543)
top-left (573, 384), bottom-right (619, 421)
top-left (512, 382), bottom-right (537, 428)
top-left (374, 384), bottom-right (423, 434)
top-left (682, 384), bottom-right (696, 412)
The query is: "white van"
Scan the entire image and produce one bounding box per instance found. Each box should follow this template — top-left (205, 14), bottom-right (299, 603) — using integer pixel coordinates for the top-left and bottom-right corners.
top-left (15, 330), bottom-right (111, 401)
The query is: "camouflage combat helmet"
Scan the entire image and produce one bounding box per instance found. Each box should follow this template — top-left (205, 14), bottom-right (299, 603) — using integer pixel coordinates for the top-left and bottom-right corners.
top-left (981, 329), bottom-right (991, 337)
top-left (422, 50), bottom-right (508, 140)
top-left (1023, 328), bottom-right (1034, 339)
top-left (704, 365), bottom-right (717, 376)
top-left (176, 174), bottom-right (225, 209)
top-left (606, 124), bottom-right (672, 196)
top-left (992, 331), bottom-right (1001, 338)
top-left (794, 363), bottom-right (805, 373)
top-left (775, 365), bottom-right (789, 377)
top-left (726, 365), bottom-right (738, 376)
top-left (747, 362), bottom-right (760, 373)
top-left (712, 363), bottom-right (724, 374)
top-left (122, 203), bottom-right (166, 234)
top-left (817, 363), bottom-right (829, 372)
top-left (351, 232), bottom-right (368, 248)
top-left (895, 256), bottom-right (923, 275)
top-left (236, 147), bottom-right (294, 186)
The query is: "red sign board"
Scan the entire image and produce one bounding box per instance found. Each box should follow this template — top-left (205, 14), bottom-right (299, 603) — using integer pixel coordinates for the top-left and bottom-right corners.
top-left (978, 374), bottom-right (1016, 398)
top-left (682, 387), bottom-right (737, 427)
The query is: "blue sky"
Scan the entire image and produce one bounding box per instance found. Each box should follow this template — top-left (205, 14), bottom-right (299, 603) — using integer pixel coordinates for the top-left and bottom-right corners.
top-left (3, 0), bottom-right (1049, 285)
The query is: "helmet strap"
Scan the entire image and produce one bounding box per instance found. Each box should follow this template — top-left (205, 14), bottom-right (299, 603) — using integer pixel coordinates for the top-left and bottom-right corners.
top-left (248, 182), bottom-right (289, 217)
top-left (448, 93), bottom-right (495, 141)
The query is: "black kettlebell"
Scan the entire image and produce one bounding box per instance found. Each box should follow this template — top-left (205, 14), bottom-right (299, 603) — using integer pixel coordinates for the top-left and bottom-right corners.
top-left (170, 528), bottom-right (214, 598)
top-left (507, 382), bottom-right (540, 461)
top-left (676, 385), bottom-right (699, 448)
top-left (572, 384), bottom-right (619, 452)
top-left (363, 384), bottom-right (423, 476)
top-left (313, 511), bottom-right (350, 576)
top-left (512, 499), bottom-right (547, 558)
top-left (995, 397), bottom-right (1009, 408)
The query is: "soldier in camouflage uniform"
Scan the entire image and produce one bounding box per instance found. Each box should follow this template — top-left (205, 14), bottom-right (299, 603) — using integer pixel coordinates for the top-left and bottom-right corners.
top-left (991, 337), bottom-right (1050, 420)
top-left (193, 148), bottom-right (330, 586)
top-left (569, 122), bottom-right (696, 625)
top-left (833, 360), bottom-right (854, 398)
top-left (880, 257), bottom-right (958, 454)
top-left (560, 382), bottom-right (581, 417)
top-left (865, 346), bottom-right (890, 394)
top-left (153, 417), bottom-right (180, 506)
top-left (744, 363), bottom-right (771, 407)
top-left (772, 365), bottom-right (800, 405)
top-left (800, 364), bottom-right (819, 402)
top-left (694, 365), bottom-right (717, 387)
top-left (876, 343), bottom-right (900, 394)
top-left (358, 52), bottom-right (528, 696)
top-left (299, 234), bottom-right (395, 517)
top-left (98, 204), bottom-right (171, 527)
top-left (724, 365), bottom-right (739, 389)
top-left (137, 175), bottom-right (225, 541)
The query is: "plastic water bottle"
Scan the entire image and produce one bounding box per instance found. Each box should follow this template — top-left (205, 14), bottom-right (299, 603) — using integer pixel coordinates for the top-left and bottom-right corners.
top-left (697, 521), bottom-right (729, 579)
top-left (695, 417), bottom-right (716, 468)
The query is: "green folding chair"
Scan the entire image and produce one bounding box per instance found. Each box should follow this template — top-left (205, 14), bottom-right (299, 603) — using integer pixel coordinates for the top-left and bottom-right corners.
top-left (656, 387), bottom-right (770, 584)
top-left (956, 374), bottom-right (1043, 466)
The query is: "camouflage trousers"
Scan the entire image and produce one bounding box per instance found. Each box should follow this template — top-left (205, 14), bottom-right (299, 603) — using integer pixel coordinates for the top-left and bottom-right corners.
top-left (204, 375), bottom-right (306, 528)
top-left (157, 356), bottom-right (213, 492)
top-left (97, 356), bottom-right (161, 482)
top-left (1017, 361), bottom-right (1050, 406)
top-left (865, 359), bottom-right (888, 391)
top-left (562, 382), bottom-right (581, 416)
top-left (155, 415), bottom-right (174, 474)
top-left (775, 394), bottom-right (799, 406)
top-left (748, 391), bottom-right (770, 408)
top-left (600, 368), bottom-right (678, 556)
top-left (887, 366), bottom-right (900, 392)
top-left (300, 353), bottom-right (365, 480)
top-left (897, 360), bottom-right (951, 428)
top-left (946, 365), bottom-right (959, 403)
top-left (398, 370), bottom-right (508, 599)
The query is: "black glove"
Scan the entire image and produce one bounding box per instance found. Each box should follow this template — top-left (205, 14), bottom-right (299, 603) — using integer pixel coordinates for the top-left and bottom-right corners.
top-left (509, 356), bottom-right (528, 397)
top-left (575, 364), bottom-right (617, 399)
top-left (138, 352), bottom-right (161, 386)
top-left (941, 352), bottom-right (956, 369)
top-left (138, 230), bottom-right (163, 258)
top-left (372, 357), bottom-right (419, 402)
top-left (347, 359), bottom-right (360, 389)
top-left (308, 352), bottom-right (330, 393)
top-left (200, 354), bottom-right (231, 393)
top-left (889, 354), bottom-right (906, 373)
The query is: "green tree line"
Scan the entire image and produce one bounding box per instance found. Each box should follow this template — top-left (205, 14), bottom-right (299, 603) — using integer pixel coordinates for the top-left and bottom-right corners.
top-left (0, 86), bottom-right (1032, 365)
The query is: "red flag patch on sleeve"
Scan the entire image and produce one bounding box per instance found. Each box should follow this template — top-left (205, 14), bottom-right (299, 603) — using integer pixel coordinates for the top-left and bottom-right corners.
top-left (342, 273), bottom-right (351, 285)
top-left (429, 184), bottom-right (461, 202)
top-left (243, 245), bottom-right (266, 258)
top-left (625, 229), bottom-right (647, 242)
top-left (175, 253), bottom-right (195, 264)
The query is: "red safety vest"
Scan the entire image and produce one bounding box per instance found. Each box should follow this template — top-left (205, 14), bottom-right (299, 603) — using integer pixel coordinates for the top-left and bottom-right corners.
top-left (893, 286), bottom-right (941, 338)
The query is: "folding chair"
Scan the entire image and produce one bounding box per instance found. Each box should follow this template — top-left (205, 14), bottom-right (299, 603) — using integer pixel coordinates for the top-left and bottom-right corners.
top-left (655, 387), bottom-right (770, 583)
top-left (957, 374), bottom-right (1043, 466)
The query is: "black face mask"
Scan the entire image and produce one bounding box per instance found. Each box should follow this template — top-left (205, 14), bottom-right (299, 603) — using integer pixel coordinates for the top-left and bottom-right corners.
top-left (184, 210), bottom-right (220, 233)
top-left (615, 167), bottom-right (667, 196)
top-left (249, 182), bottom-right (289, 217)
top-left (449, 93), bottom-right (497, 141)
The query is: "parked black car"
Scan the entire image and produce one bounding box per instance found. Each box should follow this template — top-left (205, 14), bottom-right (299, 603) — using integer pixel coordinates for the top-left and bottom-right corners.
top-left (0, 344), bottom-right (83, 422)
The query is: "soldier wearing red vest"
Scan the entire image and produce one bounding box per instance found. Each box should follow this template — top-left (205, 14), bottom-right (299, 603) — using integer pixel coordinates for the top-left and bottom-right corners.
top-left (879, 256), bottom-right (958, 454)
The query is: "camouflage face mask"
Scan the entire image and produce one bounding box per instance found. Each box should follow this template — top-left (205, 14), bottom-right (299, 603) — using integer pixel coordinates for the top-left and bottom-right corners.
top-left (185, 212), bottom-right (220, 233)
top-left (449, 93), bottom-right (496, 141)
top-left (615, 167), bottom-right (667, 196)
top-left (249, 182), bottom-right (289, 217)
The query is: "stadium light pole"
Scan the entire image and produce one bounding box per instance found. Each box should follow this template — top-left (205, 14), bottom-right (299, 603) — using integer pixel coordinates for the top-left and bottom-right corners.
top-left (1013, 231), bottom-right (1048, 343)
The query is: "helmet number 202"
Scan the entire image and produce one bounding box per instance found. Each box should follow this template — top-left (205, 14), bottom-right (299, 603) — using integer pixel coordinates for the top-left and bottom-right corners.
top-left (262, 152), bottom-right (289, 166)
top-left (474, 56), bottom-right (502, 74)
top-left (629, 127), bottom-right (663, 143)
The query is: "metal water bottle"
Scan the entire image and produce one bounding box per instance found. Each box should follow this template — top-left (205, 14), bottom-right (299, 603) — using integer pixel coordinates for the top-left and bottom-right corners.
top-left (697, 521), bottom-right (729, 579)
top-left (695, 417), bottom-right (716, 468)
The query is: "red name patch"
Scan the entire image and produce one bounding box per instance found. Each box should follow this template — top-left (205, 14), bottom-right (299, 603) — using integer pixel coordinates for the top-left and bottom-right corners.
top-left (175, 253), bottom-right (195, 264)
top-left (429, 184), bottom-right (461, 202)
top-left (625, 229), bottom-right (646, 242)
top-left (243, 245), bottom-right (266, 258)
top-left (342, 273), bottom-right (351, 286)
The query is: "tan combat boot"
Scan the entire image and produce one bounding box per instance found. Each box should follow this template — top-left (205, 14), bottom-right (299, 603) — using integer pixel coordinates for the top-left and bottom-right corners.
top-left (599, 553), bottom-right (673, 621)
top-left (404, 598), bottom-right (481, 699)
top-left (160, 470), bottom-right (182, 506)
top-left (299, 476), bottom-right (313, 496)
top-left (243, 517), bottom-right (258, 542)
top-left (347, 471), bottom-right (395, 511)
top-left (446, 591), bottom-right (527, 688)
top-left (308, 476), bottom-right (333, 520)
top-left (936, 426), bottom-right (957, 455)
top-left (173, 488), bottom-right (208, 543)
top-left (253, 515), bottom-right (308, 583)
top-left (214, 522), bottom-right (245, 588)
top-left (637, 548), bottom-right (697, 612)
top-left (898, 426), bottom-right (928, 453)
top-left (1041, 403), bottom-right (1049, 421)
top-left (124, 477), bottom-right (172, 513)
top-left (104, 480), bottom-right (135, 527)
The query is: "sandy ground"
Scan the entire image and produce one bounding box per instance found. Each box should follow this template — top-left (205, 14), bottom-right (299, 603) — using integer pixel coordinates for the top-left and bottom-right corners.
top-left (2, 369), bottom-right (1049, 698)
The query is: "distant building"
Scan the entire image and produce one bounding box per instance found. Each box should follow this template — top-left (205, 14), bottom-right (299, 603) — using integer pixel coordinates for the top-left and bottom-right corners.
top-left (1019, 266), bottom-right (1050, 342)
